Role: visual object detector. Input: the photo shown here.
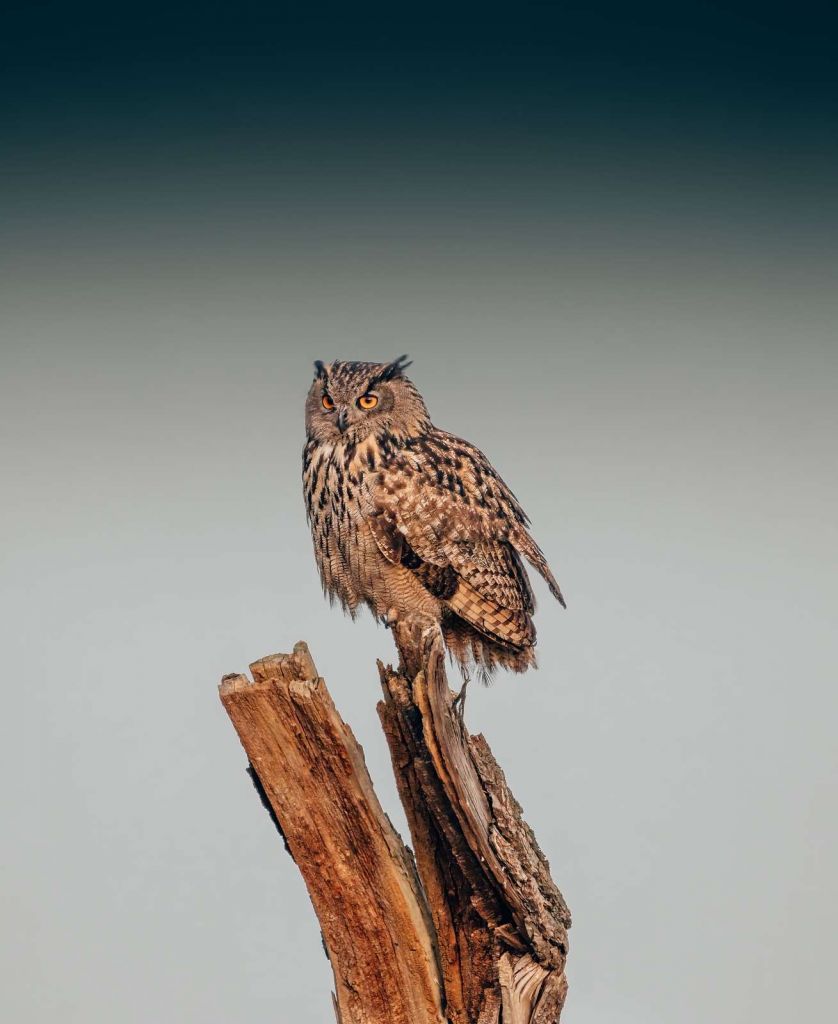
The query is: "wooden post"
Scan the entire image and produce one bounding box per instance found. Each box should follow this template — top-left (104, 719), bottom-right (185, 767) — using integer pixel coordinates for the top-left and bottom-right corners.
top-left (219, 625), bottom-right (570, 1023)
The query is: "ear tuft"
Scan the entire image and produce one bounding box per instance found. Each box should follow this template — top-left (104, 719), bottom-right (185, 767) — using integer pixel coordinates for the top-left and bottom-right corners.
top-left (375, 354), bottom-right (412, 384)
top-left (313, 360), bottom-right (328, 380)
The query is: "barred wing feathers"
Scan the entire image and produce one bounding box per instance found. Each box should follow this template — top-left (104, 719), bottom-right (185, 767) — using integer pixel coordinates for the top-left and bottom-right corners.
top-left (370, 431), bottom-right (564, 648)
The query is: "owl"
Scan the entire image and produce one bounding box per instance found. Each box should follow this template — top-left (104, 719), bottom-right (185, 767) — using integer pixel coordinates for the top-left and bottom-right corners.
top-left (303, 356), bottom-right (564, 679)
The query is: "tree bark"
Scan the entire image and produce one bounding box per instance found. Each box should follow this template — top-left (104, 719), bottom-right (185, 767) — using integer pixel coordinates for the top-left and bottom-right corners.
top-left (219, 624), bottom-right (570, 1023)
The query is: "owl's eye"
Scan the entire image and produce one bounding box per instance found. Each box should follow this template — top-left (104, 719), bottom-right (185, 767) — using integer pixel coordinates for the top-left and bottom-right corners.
top-left (322, 394), bottom-right (335, 411)
top-left (357, 393), bottom-right (378, 410)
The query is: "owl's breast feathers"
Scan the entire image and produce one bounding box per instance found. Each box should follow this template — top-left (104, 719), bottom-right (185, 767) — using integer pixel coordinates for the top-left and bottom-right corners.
top-left (368, 429), bottom-right (565, 649)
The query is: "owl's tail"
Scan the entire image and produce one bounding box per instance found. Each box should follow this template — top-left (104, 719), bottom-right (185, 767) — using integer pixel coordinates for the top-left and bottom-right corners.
top-left (442, 616), bottom-right (537, 679)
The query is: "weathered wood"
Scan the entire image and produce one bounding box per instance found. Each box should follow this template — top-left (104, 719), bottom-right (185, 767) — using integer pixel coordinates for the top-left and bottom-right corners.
top-left (219, 627), bottom-right (570, 1023)
top-left (219, 642), bottom-right (445, 1024)
top-left (378, 620), bottom-right (570, 1023)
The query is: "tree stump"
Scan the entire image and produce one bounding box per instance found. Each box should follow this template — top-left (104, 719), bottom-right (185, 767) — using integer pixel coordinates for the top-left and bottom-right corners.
top-left (219, 621), bottom-right (570, 1023)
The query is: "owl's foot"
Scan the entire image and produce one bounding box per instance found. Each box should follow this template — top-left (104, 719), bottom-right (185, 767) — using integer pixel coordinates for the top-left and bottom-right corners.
top-left (451, 674), bottom-right (469, 724)
top-left (380, 607), bottom-right (400, 630)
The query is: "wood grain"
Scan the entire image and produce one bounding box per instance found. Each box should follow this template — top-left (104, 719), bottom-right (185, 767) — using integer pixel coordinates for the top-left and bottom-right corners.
top-left (220, 642), bottom-right (445, 1024)
top-left (219, 627), bottom-right (570, 1023)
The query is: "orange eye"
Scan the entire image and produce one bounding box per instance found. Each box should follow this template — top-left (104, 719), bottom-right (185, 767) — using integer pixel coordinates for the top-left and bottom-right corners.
top-left (322, 394), bottom-right (335, 411)
top-left (357, 393), bottom-right (378, 410)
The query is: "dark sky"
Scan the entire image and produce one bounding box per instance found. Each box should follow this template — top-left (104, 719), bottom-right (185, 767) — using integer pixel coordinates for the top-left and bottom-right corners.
top-left (4, 2), bottom-right (837, 147)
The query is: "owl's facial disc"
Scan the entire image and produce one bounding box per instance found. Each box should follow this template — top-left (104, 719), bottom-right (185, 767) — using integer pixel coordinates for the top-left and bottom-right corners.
top-left (305, 357), bottom-right (431, 444)
top-left (330, 388), bottom-right (386, 435)
top-left (316, 384), bottom-right (383, 435)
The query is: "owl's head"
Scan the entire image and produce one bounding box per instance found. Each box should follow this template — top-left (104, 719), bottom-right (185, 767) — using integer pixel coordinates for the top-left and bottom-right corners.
top-left (305, 355), bottom-right (431, 445)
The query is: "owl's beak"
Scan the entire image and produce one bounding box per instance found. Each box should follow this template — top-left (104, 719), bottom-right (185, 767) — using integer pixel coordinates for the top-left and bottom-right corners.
top-left (337, 407), bottom-right (350, 433)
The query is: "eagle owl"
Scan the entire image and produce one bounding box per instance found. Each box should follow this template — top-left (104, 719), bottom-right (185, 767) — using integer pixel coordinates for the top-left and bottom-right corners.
top-left (303, 356), bottom-right (564, 677)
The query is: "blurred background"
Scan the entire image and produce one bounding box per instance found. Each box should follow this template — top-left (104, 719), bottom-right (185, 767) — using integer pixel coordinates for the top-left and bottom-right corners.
top-left (2, 3), bottom-right (836, 1022)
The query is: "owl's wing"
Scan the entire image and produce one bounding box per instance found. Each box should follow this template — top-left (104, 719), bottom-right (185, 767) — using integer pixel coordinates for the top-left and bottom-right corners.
top-left (370, 432), bottom-right (564, 647)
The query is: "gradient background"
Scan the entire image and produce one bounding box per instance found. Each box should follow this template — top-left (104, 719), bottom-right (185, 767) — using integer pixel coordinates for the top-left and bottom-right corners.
top-left (3, 4), bottom-right (837, 1022)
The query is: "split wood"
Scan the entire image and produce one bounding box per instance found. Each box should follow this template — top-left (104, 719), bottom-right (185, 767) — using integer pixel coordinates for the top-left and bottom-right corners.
top-left (219, 619), bottom-right (570, 1023)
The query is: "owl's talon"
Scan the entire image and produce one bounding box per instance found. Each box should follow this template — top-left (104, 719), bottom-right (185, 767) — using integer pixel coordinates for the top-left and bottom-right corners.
top-left (451, 676), bottom-right (469, 723)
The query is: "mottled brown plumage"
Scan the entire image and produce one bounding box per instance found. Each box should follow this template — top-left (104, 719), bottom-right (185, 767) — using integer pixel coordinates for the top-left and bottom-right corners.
top-left (303, 356), bottom-right (564, 677)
